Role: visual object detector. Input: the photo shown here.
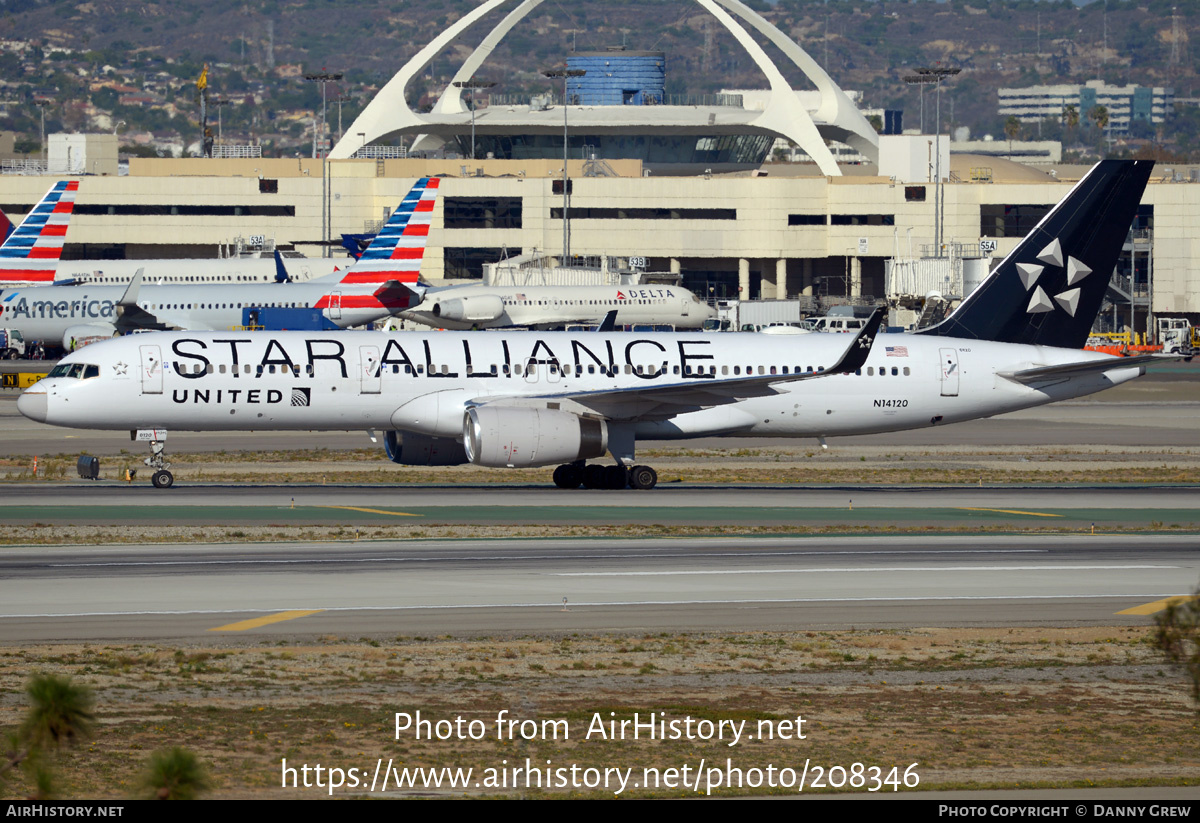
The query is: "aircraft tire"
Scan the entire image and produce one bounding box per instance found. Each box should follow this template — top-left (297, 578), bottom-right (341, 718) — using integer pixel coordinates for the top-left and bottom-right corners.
top-left (582, 464), bottom-right (606, 490)
top-left (603, 465), bottom-right (628, 490)
top-left (151, 470), bottom-right (174, 489)
top-left (629, 465), bottom-right (658, 490)
top-left (553, 464), bottom-right (582, 489)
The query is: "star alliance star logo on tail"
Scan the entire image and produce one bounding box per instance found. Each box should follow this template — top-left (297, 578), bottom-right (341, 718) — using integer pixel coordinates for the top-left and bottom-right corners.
top-left (1021, 238), bottom-right (1091, 318)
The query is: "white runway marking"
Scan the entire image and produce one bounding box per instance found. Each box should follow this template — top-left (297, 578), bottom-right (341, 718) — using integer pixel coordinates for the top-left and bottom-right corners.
top-left (555, 564), bottom-right (1176, 577)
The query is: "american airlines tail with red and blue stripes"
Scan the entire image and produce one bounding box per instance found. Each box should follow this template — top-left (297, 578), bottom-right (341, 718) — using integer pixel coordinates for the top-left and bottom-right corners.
top-left (0, 180), bottom-right (78, 285)
top-left (335, 176), bottom-right (439, 286)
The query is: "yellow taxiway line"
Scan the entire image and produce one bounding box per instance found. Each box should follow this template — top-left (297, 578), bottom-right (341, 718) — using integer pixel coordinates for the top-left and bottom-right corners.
top-left (321, 505), bottom-right (422, 517)
top-left (957, 507), bottom-right (1063, 518)
top-left (209, 610), bottom-right (325, 632)
top-left (1116, 596), bottom-right (1195, 616)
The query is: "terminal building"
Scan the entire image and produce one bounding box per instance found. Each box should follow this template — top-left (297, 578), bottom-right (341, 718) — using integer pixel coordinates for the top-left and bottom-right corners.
top-left (0, 0), bottom-right (1196, 330)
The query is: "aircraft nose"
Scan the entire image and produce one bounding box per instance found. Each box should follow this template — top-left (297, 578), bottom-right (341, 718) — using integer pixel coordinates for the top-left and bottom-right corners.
top-left (17, 390), bottom-right (47, 423)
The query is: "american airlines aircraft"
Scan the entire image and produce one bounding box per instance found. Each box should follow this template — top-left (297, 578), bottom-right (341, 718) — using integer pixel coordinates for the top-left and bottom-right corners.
top-left (0, 177), bottom-right (440, 350)
top-left (398, 282), bottom-right (717, 330)
top-left (18, 161), bottom-right (1159, 491)
top-left (0, 181), bottom-right (339, 287)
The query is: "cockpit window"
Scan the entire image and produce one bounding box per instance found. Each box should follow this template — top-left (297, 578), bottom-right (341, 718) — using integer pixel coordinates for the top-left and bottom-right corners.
top-left (46, 363), bottom-right (100, 380)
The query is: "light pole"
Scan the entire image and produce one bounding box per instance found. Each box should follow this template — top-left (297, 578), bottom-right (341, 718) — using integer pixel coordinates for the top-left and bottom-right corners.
top-left (210, 98), bottom-right (229, 145)
top-left (304, 71), bottom-right (342, 258)
top-left (905, 66), bottom-right (959, 257)
top-left (542, 67), bottom-right (585, 264)
top-left (452, 77), bottom-right (496, 161)
top-left (303, 71), bottom-right (343, 158)
top-left (34, 100), bottom-right (51, 167)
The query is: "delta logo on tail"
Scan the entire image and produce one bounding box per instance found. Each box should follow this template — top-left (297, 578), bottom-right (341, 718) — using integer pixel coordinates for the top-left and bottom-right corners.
top-left (0, 180), bottom-right (78, 284)
top-left (919, 160), bottom-right (1154, 349)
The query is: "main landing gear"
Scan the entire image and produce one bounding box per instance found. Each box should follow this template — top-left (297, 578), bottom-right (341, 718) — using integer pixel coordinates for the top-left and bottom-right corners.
top-left (552, 462), bottom-right (658, 490)
top-left (144, 438), bottom-right (174, 489)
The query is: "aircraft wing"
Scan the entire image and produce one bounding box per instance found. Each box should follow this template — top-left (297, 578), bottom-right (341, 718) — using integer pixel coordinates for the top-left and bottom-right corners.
top-left (473, 308), bottom-right (885, 421)
top-left (998, 353), bottom-right (1178, 384)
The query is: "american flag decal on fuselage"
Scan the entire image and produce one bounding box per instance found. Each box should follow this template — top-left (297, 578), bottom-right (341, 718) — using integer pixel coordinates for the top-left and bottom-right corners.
top-left (885, 345), bottom-right (908, 357)
top-left (338, 177), bottom-right (439, 285)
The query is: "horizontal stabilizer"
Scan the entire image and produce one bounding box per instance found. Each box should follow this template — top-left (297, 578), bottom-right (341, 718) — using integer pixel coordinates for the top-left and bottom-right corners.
top-left (998, 353), bottom-right (1176, 384)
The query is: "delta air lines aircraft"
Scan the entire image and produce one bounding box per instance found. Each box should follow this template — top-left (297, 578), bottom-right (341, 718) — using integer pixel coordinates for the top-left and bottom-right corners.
top-left (18, 161), bottom-right (1162, 490)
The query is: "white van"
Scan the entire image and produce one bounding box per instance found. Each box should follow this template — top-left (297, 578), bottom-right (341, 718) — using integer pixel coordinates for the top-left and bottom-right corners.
top-left (810, 316), bottom-right (867, 333)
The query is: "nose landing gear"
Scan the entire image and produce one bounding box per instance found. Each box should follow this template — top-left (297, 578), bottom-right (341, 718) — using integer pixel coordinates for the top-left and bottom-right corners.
top-left (144, 438), bottom-right (173, 489)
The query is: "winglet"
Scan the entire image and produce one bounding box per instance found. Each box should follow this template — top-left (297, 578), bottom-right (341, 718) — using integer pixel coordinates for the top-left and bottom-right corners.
top-left (598, 310), bottom-right (618, 332)
top-left (273, 250), bottom-right (292, 283)
top-left (827, 307), bottom-right (885, 374)
top-left (117, 268), bottom-right (144, 307)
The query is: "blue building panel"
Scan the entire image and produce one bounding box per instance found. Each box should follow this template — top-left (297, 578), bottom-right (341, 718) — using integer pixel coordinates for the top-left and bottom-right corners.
top-left (566, 51), bottom-right (665, 106)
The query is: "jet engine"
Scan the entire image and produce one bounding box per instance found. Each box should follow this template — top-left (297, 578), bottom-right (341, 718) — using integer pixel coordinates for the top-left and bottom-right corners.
top-left (463, 406), bottom-right (608, 468)
top-left (61, 324), bottom-right (118, 351)
top-left (383, 430), bottom-right (469, 466)
top-left (430, 295), bottom-right (504, 324)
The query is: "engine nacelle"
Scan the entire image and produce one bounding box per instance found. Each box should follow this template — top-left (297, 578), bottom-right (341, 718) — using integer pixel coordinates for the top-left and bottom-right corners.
top-left (431, 295), bottom-right (504, 323)
top-left (383, 430), bottom-right (469, 466)
top-left (463, 406), bottom-right (608, 468)
top-left (62, 324), bottom-right (118, 350)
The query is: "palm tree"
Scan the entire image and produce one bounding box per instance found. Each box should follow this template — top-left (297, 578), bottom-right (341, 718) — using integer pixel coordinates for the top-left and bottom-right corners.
top-left (1062, 104), bottom-right (1079, 145)
top-left (1088, 105), bottom-right (1110, 151)
top-left (139, 747), bottom-right (212, 800)
top-left (1004, 115), bottom-right (1021, 157)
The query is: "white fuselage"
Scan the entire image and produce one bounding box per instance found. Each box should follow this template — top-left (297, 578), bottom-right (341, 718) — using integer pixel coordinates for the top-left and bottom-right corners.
top-left (20, 329), bottom-right (1141, 443)
top-left (50, 257), bottom-right (339, 286)
top-left (402, 284), bottom-right (716, 330)
top-left (0, 280), bottom-right (390, 347)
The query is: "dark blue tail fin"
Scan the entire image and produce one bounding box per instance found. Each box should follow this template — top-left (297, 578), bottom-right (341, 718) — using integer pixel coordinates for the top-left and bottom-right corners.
top-left (917, 160), bottom-right (1153, 349)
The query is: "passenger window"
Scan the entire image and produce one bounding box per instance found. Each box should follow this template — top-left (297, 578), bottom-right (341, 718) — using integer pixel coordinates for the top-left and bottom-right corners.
top-left (903, 367), bottom-right (910, 376)
top-left (219, 364), bottom-right (226, 374)
top-left (867, 367), bottom-right (874, 376)
top-left (722, 366), bottom-right (729, 375)
top-left (892, 367), bottom-right (899, 376)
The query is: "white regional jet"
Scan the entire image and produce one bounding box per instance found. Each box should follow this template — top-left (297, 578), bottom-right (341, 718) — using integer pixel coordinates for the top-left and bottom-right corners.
top-left (397, 282), bottom-right (717, 330)
top-left (0, 180), bottom-right (339, 287)
top-left (0, 178), bottom-right (440, 350)
top-left (18, 161), bottom-right (1161, 490)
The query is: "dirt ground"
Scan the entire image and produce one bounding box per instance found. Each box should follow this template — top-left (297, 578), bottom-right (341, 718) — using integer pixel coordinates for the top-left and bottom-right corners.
top-left (1, 626), bottom-right (1197, 798)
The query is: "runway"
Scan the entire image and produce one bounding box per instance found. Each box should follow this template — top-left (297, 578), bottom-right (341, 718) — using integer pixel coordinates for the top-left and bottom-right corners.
top-left (2, 484), bottom-right (1198, 530)
top-left (1, 533), bottom-right (1196, 642)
